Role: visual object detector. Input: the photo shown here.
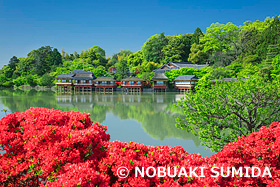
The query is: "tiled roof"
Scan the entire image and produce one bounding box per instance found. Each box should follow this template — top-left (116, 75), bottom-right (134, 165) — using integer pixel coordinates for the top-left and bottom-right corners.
top-left (72, 69), bottom-right (92, 74)
top-left (174, 75), bottom-right (197, 81)
top-left (72, 73), bottom-right (94, 80)
top-left (95, 77), bottom-right (116, 81)
top-left (121, 77), bottom-right (143, 82)
top-left (156, 62), bottom-right (209, 71)
top-left (57, 69), bottom-right (95, 80)
top-left (151, 73), bottom-right (169, 81)
top-left (56, 74), bottom-right (74, 79)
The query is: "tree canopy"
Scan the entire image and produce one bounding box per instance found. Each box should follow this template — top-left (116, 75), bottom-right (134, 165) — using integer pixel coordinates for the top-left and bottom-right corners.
top-left (176, 76), bottom-right (280, 151)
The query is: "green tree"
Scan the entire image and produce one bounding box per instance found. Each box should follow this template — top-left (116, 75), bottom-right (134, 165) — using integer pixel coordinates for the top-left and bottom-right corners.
top-left (92, 67), bottom-right (107, 77)
top-left (8, 56), bottom-right (19, 71)
top-left (265, 44), bottom-right (280, 63)
top-left (142, 33), bottom-right (168, 64)
top-left (39, 74), bottom-right (54, 87)
top-left (257, 16), bottom-right (280, 59)
top-left (107, 50), bottom-right (132, 70)
top-left (0, 74), bottom-right (9, 86)
top-left (127, 51), bottom-right (144, 68)
top-left (162, 34), bottom-right (192, 63)
top-left (28, 46), bottom-right (62, 75)
top-left (191, 27), bottom-right (203, 44)
top-left (188, 43), bottom-right (208, 64)
top-left (177, 76), bottom-right (280, 151)
top-left (26, 75), bottom-right (38, 87)
top-left (86, 46), bottom-right (107, 67)
top-left (271, 55), bottom-right (280, 80)
top-left (13, 76), bottom-right (26, 87)
top-left (115, 58), bottom-right (129, 80)
top-left (201, 22), bottom-right (240, 58)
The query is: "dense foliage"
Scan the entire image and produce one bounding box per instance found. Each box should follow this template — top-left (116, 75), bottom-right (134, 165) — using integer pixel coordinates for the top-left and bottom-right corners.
top-left (176, 76), bottom-right (280, 152)
top-left (0, 108), bottom-right (279, 186)
top-left (0, 16), bottom-right (279, 87)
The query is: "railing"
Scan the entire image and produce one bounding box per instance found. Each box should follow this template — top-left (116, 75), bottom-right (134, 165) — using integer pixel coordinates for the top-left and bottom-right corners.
top-left (56, 82), bottom-right (72, 84)
top-left (175, 84), bottom-right (196, 86)
top-left (153, 84), bottom-right (166, 87)
top-left (73, 83), bottom-right (93, 85)
top-left (121, 84), bottom-right (142, 86)
top-left (95, 84), bottom-right (117, 86)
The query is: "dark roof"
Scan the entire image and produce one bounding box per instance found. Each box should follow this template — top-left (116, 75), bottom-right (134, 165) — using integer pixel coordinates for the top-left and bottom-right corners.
top-left (72, 69), bottom-right (92, 74)
top-left (174, 75), bottom-right (198, 81)
top-left (95, 77), bottom-right (116, 82)
top-left (151, 73), bottom-right (169, 81)
top-left (156, 62), bottom-right (209, 72)
top-left (56, 74), bottom-right (74, 79)
top-left (57, 69), bottom-right (95, 80)
top-left (72, 72), bottom-right (94, 80)
top-left (121, 77), bottom-right (143, 82)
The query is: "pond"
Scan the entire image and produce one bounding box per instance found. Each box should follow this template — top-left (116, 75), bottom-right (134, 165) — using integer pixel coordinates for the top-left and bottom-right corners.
top-left (0, 89), bottom-right (215, 157)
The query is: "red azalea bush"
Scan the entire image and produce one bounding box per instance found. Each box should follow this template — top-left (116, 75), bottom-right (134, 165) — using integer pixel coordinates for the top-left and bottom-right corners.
top-left (0, 108), bottom-right (280, 186)
top-left (0, 107), bottom-right (110, 186)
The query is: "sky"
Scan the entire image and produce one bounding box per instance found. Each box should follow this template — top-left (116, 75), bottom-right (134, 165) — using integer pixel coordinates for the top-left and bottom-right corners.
top-left (0, 0), bottom-right (279, 67)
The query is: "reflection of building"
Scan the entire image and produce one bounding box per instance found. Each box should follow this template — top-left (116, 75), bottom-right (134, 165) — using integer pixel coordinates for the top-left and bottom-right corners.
top-left (151, 71), bottom-right (169, 92)
top-left (121, 77), bottom-right (143, 92)
top-left (57, 95), bottom-right (74, 107)
top-left (174, 75), bottom-right (198, 92)
top-left (94, 94), bottom-right (115, 105)
top-left (56, 69), bottom-right (95, 92)
top-left (121, 94), bottom-right (142, 103)
top-left (94, 77), bottom-right (117, 92)
top-left (57, 95), bottom-right (94, 109)
top-left (73, 95), bottom-right (94, 109)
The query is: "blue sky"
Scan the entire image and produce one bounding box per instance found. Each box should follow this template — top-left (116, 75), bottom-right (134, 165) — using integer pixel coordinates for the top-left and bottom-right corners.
top-left (0, 0), bottom-right (279, 66)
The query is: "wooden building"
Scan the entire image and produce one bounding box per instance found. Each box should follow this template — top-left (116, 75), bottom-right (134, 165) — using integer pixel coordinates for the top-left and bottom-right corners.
top-left (55, 74), bottom-right (74, 93)
top-left (155, 61), bottom-right (209, 71)
top-left (174, 75), bottom-right (198, 92)
top-left (121, 77), bottom-right (143, 92)
top-left (56, 69), bottom-right (95, 92)
top-left (94, 77), bottom-right (117, 92)
top-left (72, 70), bottom-right (95, 92)
top-left (151, 71), bottom-right (169, 92)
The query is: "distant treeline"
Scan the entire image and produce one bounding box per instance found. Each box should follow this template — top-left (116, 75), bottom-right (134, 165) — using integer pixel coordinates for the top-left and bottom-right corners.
top-left (0, 15), bottom-right (280, 87)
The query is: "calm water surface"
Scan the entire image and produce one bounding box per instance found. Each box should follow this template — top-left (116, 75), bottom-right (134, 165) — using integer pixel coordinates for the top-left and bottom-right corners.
top-left (0, 89), bottom-right (214, 157)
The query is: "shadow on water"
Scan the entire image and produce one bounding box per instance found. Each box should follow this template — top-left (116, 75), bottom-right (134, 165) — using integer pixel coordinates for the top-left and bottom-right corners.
top-left (0, 89), bottom-right (215, 157)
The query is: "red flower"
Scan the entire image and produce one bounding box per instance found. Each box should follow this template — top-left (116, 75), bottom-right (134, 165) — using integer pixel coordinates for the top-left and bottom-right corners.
top-left (0, 107), bottom-right (279, 186)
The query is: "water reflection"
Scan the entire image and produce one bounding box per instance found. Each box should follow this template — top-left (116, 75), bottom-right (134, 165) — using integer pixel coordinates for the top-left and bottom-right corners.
top-left (0, 89), bottom-right (215, 157)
